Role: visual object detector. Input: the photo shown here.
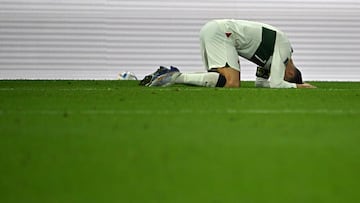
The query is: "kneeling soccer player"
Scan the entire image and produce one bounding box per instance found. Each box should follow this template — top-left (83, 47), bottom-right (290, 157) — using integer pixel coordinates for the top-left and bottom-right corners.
top-left (142, 19), bottom-right (316, 88)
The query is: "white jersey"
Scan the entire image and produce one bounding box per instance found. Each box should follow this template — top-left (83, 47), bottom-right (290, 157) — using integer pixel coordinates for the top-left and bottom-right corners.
top-left (215, 20), bottom-right (285, 64)
top-left (200, 19), bottom-right (296, 88)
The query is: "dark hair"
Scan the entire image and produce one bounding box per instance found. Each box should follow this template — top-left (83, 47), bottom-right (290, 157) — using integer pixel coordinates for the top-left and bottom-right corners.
top-left (287, 67), bottom-right (303, 84)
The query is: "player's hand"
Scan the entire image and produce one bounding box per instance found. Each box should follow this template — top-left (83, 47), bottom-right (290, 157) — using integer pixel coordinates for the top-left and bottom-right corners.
top-left (297, 83), bottom-right (317, 88)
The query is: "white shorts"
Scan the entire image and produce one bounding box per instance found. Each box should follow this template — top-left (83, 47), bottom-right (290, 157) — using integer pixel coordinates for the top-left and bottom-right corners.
top-left (199, 21), bottom-right (240, 72)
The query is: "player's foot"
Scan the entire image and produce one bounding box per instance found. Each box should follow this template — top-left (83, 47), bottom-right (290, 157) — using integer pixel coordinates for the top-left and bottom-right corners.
top-left (255, 77), bottom-right (270, 88)
top-left (139, 66), bottom-right (170, 86)
top-left (148, 66), bottom-right (181, 87)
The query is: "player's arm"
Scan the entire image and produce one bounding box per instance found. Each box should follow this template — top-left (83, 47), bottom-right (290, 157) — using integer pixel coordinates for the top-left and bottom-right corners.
top-left (297, 83), bottom-right (316, 88)
top-left (269, 63), bottom-right (297, 88)
top-left (268, 45), bottom-right (297, 88)
top-left (270, 63), bottom-right (316, 88)
top-left (286, 59), bottom-right (317, 88)
top-left (255, 65), bottom-right (296, 88)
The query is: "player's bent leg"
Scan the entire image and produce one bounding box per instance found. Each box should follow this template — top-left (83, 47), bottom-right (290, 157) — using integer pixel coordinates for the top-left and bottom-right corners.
top-left (147, 66), bottom-right (228, 88)
top-left (216, 67), bottom-right (240, 88)
top-left (175, 72), bottom-right (226, 87)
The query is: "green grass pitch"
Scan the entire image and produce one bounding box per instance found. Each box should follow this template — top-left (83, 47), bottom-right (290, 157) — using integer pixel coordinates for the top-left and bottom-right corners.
top-left (1, 80), bottom-right (360, 203)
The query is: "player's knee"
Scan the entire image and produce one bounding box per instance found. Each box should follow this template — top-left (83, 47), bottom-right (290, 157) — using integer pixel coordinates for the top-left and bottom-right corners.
top-left (215, 74), bottom-right (227, 87)
top-left (216, 67), bottom-right (240, 88)
top-left (225, 79), bottom-right (240, 88)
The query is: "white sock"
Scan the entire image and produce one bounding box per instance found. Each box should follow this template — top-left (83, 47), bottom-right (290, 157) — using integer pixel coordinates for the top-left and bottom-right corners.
top-left (175, 72), bottom-right (220, 87)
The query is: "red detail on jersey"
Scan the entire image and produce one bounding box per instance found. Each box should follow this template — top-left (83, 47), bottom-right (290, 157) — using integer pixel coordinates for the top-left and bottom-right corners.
top-left (225, 32), bottom-right (232, 38)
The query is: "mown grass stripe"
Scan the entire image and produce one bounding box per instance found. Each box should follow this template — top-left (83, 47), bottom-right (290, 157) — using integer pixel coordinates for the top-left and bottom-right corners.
top-left (1, 109), bottom-right (358, 115)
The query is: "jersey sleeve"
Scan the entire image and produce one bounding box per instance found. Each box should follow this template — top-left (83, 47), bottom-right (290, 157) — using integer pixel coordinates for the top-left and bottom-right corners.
top-left (269, 40), bottom-right (297, 88)
top-left (269, 64), bottom-right (297, 88)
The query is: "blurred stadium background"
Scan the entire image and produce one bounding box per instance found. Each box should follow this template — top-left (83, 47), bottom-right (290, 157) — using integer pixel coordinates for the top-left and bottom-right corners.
top-left (0, 0), bottom-right (359, 80)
